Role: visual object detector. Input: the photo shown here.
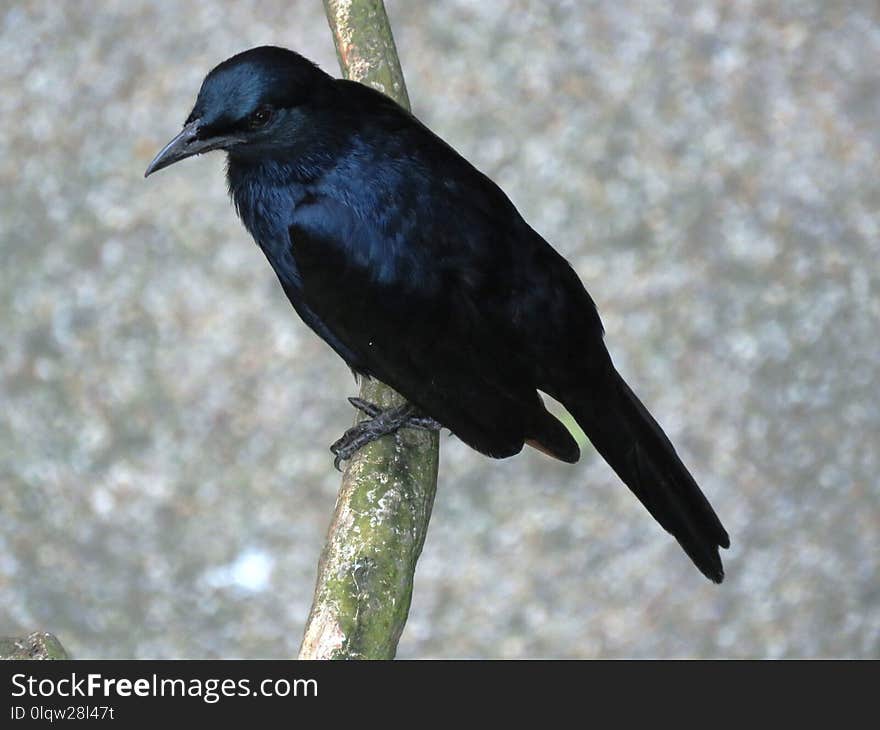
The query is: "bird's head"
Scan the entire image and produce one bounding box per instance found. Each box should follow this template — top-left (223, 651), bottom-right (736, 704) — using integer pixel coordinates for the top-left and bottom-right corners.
top-left (144, 46), bottom-right (333, 177)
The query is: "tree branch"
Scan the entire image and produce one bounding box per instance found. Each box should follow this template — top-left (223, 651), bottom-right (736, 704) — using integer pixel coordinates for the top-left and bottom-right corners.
top-left (298, 1), bottom-right (440, 660)
top-left (0, 632), bottom-right (70, 660)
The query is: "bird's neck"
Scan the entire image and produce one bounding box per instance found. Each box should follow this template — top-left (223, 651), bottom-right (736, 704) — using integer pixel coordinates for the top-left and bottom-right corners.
top-left (226, 156), bottom-right (309, 250)
top-left (226, 147), bottom-right (332, 186)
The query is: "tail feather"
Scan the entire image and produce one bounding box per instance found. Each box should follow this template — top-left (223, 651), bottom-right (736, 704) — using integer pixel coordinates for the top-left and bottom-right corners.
top-left (565, 367), bottom-right (729, 582)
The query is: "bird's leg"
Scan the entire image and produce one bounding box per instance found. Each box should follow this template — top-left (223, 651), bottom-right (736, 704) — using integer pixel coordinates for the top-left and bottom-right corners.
top-left (348, 398), bottom-right (442, 430)
top-left (330, 397), bottom-right (442, 470)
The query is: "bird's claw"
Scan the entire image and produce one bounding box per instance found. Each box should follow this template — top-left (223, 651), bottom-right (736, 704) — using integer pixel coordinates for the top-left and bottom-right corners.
top-left (347, 397), bottom-right (383, 419)
top-left (330, 398), bottom-right (442, 470)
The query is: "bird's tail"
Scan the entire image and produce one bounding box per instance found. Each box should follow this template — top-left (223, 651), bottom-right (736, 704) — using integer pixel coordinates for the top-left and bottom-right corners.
top-left (563, 366), bottom-right (729, 582)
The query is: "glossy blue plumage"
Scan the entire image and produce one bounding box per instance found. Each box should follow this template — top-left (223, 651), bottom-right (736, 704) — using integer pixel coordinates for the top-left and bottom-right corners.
top-left (156, 46), bottom-right (729, 582)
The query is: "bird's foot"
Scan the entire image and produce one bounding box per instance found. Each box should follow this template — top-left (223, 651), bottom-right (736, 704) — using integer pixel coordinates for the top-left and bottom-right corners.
top-left (330, 397), bottom-right (442, 471)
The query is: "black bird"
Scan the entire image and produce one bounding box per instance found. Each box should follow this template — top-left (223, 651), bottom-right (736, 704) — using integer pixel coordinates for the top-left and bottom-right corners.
top-left (145, 46), bottom-right (729, 582)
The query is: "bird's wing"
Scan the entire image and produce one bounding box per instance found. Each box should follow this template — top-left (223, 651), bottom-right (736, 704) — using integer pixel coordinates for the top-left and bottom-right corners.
top-left (278, 277), bottom-right (375, 377)
top-left (287, 192), bottom-right (579, 462)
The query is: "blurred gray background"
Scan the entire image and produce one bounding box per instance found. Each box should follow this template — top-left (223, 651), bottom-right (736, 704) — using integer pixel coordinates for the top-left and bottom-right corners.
top-left (1, 0), bottom-right (878, 658)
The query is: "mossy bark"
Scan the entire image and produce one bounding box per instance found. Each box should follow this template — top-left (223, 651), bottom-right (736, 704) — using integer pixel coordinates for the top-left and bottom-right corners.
top-left (0, 632), bottom-right (70, 660)
top-left (298, 2), bottom-right (440, 660)
top-left (322, 0), bottom-right (410, 109)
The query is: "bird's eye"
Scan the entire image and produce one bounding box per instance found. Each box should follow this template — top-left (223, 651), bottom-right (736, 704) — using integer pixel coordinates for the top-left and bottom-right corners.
top-left (248, 105), bottom-right (274, 129)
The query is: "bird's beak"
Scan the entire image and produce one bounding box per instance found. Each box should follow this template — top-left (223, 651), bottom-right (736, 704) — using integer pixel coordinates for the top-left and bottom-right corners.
top-left (144, 120), bottom-right (242, 177)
